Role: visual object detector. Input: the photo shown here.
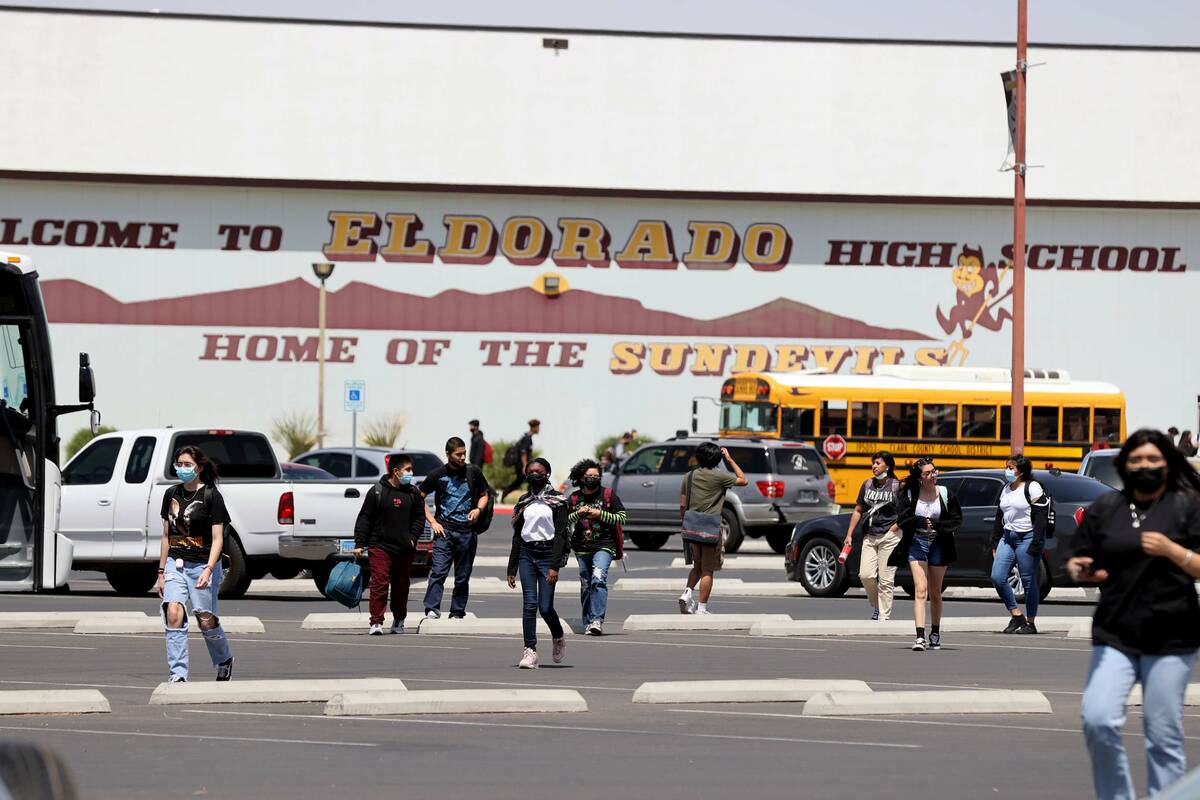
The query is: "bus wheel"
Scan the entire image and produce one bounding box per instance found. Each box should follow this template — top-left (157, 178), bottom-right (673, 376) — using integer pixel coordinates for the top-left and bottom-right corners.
top-left (721, 508), bottom-right (744, 553)
top-left (105, 565), bottom-right (157, 596)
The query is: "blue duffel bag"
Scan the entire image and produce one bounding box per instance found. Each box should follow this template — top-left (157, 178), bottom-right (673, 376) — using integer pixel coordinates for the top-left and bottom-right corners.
top-left (325, 560), bottom-right (364, 608)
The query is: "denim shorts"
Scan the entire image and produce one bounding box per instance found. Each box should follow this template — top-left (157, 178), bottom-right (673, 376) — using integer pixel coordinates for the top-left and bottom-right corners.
top-left (907, 534), bottom-right (946, 566)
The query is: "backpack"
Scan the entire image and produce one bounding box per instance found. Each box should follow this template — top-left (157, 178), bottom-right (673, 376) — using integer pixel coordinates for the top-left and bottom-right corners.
top-left (470, 466), bottom-right (496, 534)
top-left (324, 560), bottom-right (363, 608)
top-left (502, 443), bottom-right (519, 467)
top-left (482, 440), bottom-right (494, 465)
top-left (1025, 480), bottom-right (1056, 538)
top-left (569, 487), bottom-right (624, 559)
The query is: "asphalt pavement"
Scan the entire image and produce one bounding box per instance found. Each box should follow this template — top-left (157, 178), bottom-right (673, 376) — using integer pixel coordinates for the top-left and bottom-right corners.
top-left (0, 524), bottom-right (1171, 800)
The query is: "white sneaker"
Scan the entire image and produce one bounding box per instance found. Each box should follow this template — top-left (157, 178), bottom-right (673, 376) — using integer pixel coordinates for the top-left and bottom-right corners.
top-left (368, 623), bottom-right (383, 636)
top-left (424, 610), bottom-right (439, 621)
top-left (912, 637), bottom-right (927, 651)
top-left (518, 647), bottom-right (539, 669)
top-left (390, 620), bottom-right (405, 634)
top-left (552, 637), bottom-right (566, 664)
top-left (585, 621), bottom-right (603, 636)
top-left (694, 608), bottom-right (712, 615)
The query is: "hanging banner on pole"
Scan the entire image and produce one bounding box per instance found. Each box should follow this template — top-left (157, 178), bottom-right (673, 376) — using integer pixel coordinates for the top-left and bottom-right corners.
top-left (1000, 70), bottom-right (1018, 171)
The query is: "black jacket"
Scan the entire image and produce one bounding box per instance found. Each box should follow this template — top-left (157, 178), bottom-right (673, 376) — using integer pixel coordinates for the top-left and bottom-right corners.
top-left (469, 431), bottom-right (485, 466)
top-left (507, 491), bottom-right (571, 576)
top-left (888, 484), bottom-right (964, 567)
top-left (353, 477), bottom-right (425, 554)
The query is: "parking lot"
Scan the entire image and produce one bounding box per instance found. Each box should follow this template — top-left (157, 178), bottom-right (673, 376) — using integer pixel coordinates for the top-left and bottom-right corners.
top-left (0, 524), bottom-right (1178, 800)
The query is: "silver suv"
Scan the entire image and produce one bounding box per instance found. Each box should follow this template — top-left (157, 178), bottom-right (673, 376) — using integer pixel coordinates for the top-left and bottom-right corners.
top-left (604, 436), bottom-right (838, 553)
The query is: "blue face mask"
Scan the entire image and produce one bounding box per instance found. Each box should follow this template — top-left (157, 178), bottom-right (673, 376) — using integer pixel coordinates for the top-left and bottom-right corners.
top-left (176, 466), bottom-right (197, 483)
top-left (1004, 468), bottom-right (1017, 484)
top-left (399, 473), bottom-right (414, 485)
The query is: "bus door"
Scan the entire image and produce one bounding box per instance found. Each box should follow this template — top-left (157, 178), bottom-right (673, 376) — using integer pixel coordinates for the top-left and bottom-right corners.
top-left (0, 321), bottom-right (40, 589)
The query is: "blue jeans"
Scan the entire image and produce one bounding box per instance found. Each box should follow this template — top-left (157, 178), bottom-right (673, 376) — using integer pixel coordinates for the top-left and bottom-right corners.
top-left (575, 550), bottom-right (614, 625)
top-left (160, 559), bottom-right (232, 680)
top-left (423, 527), bottom-right (477, 617)
top-left (1082, 645), bottom-right (1198, 800)
top-left (991, 528), bottom-right (1040, 619)
top-left (907, 533), bottom-right (945, 566)
top-left (517, 545), bottom-right (564, 650)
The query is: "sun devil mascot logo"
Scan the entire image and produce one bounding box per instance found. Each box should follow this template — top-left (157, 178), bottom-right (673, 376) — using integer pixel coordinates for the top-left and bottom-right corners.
top-left (936, 245), bottom-right (1013, 339)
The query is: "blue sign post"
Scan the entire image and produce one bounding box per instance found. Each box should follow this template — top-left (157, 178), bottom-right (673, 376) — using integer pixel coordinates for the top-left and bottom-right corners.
top-left (344, 380), bottom-right (366, 477)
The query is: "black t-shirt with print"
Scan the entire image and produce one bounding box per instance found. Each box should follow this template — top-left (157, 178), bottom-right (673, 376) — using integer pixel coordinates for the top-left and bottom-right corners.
top-left (855, 476), bottom-right (902, 536)
top-left (161, 483), bottom-right (231, 563)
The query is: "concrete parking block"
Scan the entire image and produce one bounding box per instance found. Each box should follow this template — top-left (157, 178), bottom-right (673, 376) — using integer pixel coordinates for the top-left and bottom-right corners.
top-left (0, 611), bottom-right (148, 629)
top-left (1128, 684), bottom-right (1200, 706)
top-left (0, 690), bottom-right (111, 715)
top-left (632, 679), bottom-right (872, 704)
top-left (803, 689), bottom-right (1052, 716)
top-left (417, 617), bottom-right (574, 635)
top-left (623, 613), bottom-right (791, 631)
top-left (246, 579), bottom-right (324, 595)
top-left (302, 612), bottom-right (475, 630)
top-left (449, 578), bottom-right (514, 595)
top-left (74, 616), bottom-right (266, 634)
top-left (614, 578), bottom-right (746, 592)
top-left (149, 678), bottom-right (407, 705)
top-left (737, 540), bottom-right (778, 554)
top-left (750, 616), bottom-right (1087, 637)
top-left (471, 556), bottom-right (511, 567)
top-left (668, 557), bottom-right (782, 571)
top-left (718, 582), bottom-right (807, 597)
top-left (325, 689), bottom-right (587, 716)
top-left (1067, 619), bottom-right (1093, 639)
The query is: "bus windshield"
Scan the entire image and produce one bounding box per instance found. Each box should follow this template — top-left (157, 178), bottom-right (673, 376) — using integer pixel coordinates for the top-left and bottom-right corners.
top-left (720, 401), bottom-right (778, 434)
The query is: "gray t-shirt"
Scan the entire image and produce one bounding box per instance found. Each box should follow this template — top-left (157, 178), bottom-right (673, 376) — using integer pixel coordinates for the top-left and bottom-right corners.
top-left (683, 468), bottom-right (736, 515)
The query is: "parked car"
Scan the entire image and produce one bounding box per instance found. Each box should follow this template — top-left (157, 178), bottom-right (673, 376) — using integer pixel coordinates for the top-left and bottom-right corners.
top-left (281, 462), bottom-right (337, 480)
top-left (784, 469), bottom-right (1114, 600)
top-left (292, 446), bottom-right (442, 479)
top-left (604, 436), bottom-right (838, 553)
top-left (1079, 448), bottom-right (1121, 490)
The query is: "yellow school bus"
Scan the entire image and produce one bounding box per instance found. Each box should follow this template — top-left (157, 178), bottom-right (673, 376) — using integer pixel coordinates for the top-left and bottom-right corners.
top-left (718, 366), bottom-right (1126, 505)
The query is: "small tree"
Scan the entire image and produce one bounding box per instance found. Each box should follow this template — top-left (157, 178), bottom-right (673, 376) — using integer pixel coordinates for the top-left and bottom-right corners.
top-left (65, 425), bottom-right (118, 461)
top-left (271, 412), bottom-right (319, 459)
top-left (594, 432), bottom-right (653, 460)
top-left (362, 413), bottom-right (405, 448)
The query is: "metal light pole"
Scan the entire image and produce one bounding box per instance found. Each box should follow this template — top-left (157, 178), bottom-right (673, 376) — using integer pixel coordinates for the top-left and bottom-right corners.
top-left (1010, 0), bottom-right (1028, 452)
top-left (312, 262), bottom-right (335, 448)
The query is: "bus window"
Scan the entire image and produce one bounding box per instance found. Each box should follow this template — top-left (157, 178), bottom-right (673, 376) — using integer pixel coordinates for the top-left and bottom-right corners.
top-left (882, 402), bottom-right (918, 438)
top-left (962, 405), bottom-right (997, 439)
top-left (780, 407), bottom-right (814, 440)
top-left (1031, 407), bottom-right (1059, 441)
top-left (1063, 408), bottom-right (1090, 443)
top-left (819, 400), bottom-right (848, 436)
top-left (1094, 408), bottom-right (1121, 445)
top-left (721, 401), bottom-right (778, 435)
top-left (851, 401), bottom-right (880, 438)
top-left (922, 404), bottom-right (958, 439)
top-left (1000, 406), bottom-right (1012, 441)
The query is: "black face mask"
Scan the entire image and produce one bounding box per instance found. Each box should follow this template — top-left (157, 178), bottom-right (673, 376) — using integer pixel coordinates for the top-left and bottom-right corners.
top-left (527, 474), bottom-right (549, 491)
top-left (581, 476), bottom-right (601, 491)
top-left (1126, 466), bottom-right (1166, 493)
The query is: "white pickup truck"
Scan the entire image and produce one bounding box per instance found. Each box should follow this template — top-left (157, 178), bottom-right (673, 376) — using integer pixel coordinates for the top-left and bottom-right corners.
top-left (59, 427), bottom-right (376, 598)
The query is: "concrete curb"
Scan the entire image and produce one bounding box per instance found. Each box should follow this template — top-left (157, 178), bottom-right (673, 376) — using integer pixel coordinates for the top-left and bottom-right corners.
top-left (718, 582), bottom-right (808, 597)
top-left (632, 679), bottom-right (872, 704)
top-left (750, 616), bottom-right (1089, 637)
top-left (0, 611), bottom-right (148, 629)
top-left (623, 613), bottom-right (791, 632)
top-left (74, 616), bottom-right (266, 634)
top-left (1067, 619), bottom-right (1093, 639)
top-left (247, 579), bottom-right (323, 594)
top-left (669, 557), bottom-right (782, 571)
top-left (302, 612), bottom-right (475, 630)
top-left (462, 579), bottom-right (583, 595)
top-left (0, 689), bottom-right (111, 715)
top-left (1127, 684), bottom-right (1200, 707)
top-left (418, 617), bottom-right (574, 636)
top-left (803, 689), bottom-right (1052, 716)
top-left (325, 689), bottom-right (587, 716)
top-left (149, 678), bottom-right (407, 705)
top-left (470, 556), bottom-right (511, 567)
top-left (613, 578), bottom-right (746, 592)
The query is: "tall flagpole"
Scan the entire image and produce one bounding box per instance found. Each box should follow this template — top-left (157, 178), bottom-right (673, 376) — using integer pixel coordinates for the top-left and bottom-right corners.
top-left (1011, 0), bottom-right (1028, 452)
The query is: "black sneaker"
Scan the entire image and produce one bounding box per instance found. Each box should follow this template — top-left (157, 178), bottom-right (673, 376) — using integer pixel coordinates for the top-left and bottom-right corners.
top-left (168, 675), bottom-right (186, 684)
top-left (216, 657), bottom-right (234, 682)
top-left (1002, 616), bottom-right (1027, 634)
top-left (929, 632), bottom-right (941, 650)
top-left (1015, 621), bottom-right (1039, 635)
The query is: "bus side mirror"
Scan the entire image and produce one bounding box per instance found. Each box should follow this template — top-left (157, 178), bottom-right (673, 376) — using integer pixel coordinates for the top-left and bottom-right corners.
top-left (78, 353), bottom-right (95, 405)
top-left (90, 409), bottom-right (102, 436)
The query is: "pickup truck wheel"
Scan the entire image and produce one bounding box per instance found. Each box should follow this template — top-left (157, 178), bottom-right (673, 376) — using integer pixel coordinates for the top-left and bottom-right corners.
top-left (269, 561), bottom-right (303, 581)
top-left (766, 528), bottom-right (791, 554)
top-left (721, 508), bottom-right (744, 553)
top-left (797, 538), bottom-right (849, 597)
top-left (630, 533), bottom-right (669, 551)
top-left (105, 565), bottom-right (157, 596)
top-left (312, 559), bottom-right (334, 596)
top-left (218, 534), bottom-right (251, 599)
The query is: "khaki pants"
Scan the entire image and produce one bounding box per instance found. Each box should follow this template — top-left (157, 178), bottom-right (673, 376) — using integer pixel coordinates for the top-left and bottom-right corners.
top-left (859, 530), bottom-right (901, 620)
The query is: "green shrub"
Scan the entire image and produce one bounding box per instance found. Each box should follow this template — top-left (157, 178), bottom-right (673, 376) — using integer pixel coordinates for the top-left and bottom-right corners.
top-left (65, 426), bottom-right (118, 461)
top-left (271, 412), bottom-right (320, 459)
top-left (362, 413), bottom-right (405, 448)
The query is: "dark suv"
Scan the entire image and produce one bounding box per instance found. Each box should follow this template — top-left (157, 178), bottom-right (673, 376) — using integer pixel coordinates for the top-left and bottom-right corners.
top-left (605, 436), bottom-right (838, 553)
top-left (784, 469), bottom-right (1113, 599)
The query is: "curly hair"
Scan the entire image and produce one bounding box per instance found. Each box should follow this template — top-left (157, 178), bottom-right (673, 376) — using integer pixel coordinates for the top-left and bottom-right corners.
top-left (569, 458), bottom-right (602, 484)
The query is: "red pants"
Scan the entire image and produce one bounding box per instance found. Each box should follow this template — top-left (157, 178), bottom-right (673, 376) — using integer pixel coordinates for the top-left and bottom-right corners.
top-left (368, 547), bottom-right (413, 625)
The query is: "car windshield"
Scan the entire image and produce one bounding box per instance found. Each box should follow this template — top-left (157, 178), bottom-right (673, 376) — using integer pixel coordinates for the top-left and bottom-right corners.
top-left (721, 401), bottom-right (778, 434)
top-left (1084, 455), bottom-right (1122, 490)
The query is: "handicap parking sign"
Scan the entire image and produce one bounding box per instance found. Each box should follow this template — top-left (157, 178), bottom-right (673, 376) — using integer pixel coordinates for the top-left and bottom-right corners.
top-left (344, 380), bottom-right (366, 412)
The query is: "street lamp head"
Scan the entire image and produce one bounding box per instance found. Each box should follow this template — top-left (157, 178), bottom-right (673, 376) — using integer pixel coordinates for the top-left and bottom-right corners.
top-left (312, 262), bottom-right (335, 281)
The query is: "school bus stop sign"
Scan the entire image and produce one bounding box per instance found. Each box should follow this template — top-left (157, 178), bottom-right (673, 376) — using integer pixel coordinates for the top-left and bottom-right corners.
top-left (822, 434), bottom-right (847, 461)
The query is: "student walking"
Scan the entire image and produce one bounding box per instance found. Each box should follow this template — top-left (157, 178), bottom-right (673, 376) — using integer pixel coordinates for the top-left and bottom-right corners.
top-left (468, 419), bottom-right (486, 466)
top-left (420, 437), bottom-right (492, 620)
top-left (566, 458), bottom-right (627, 635)
top-left (678, 443), bottom-right (747, 615)
top-left (889, 457), bottom-right (962, 652)
top-left (1178, 430), bottom-right (1197, 458)
top-left (842, 451), bottom-right (903, 621)
top-left (353, 454), bottom-right (424, 635)
top-left (156, 446), bottom-right (234, 683)
top-left (990, 454), bottom-right (1048, 635)
top-left (1068, 429), bottom-right (1200, 800)
top-left (502, 419), bottom-right (541, 501)
top-left (507, 458), bottom-right (569, 668)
